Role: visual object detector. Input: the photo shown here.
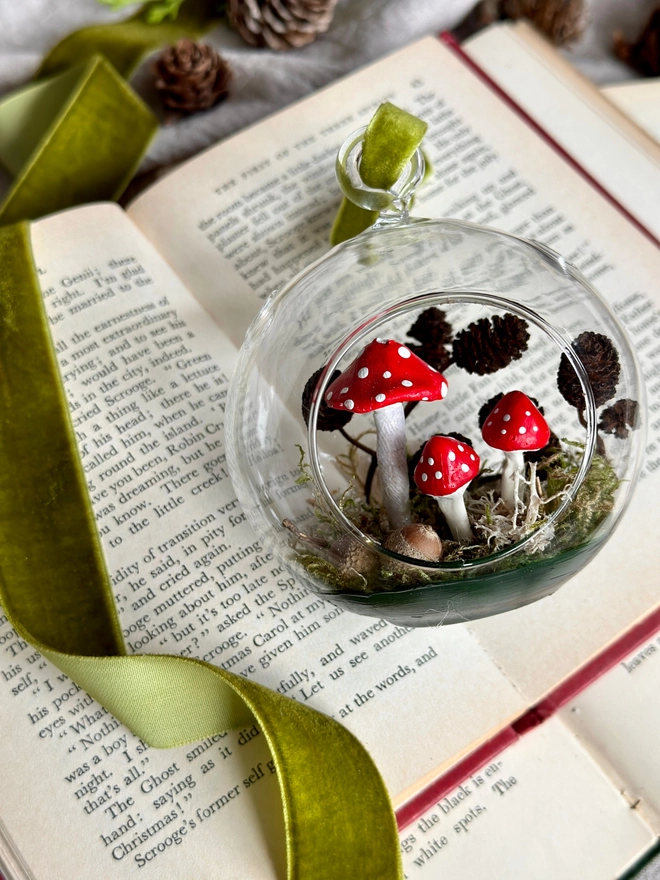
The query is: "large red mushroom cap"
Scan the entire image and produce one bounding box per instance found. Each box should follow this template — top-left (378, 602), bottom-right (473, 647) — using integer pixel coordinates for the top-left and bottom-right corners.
top-left (481, 391), bottom-right (550, 452)
top-left (414, 435), bottom-right (480, 498)
top-left (325, 339), bottom-right (448, 413)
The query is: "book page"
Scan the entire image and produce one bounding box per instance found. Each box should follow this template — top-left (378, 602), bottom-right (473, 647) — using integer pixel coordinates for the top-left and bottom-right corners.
top-left (603, 78), bottom-right (660, 145)
top-left (464, 21), bottom-right (660, 238)
top-left (128, 36), bottom-right (660, 704)
top-left (559, 626), bottom-right (660, 833)
top-left (400, 717), bottom-right (655, 879)
top-left (0, 203), bottom-right (527, 880)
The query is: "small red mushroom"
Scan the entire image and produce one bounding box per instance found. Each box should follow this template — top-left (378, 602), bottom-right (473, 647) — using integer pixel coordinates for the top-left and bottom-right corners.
top-left (481, 390), bottom-right (550, 509)
top-left (414, 435), bottom-right (480, 542)
top-left (326, 339), bottom-right (448, 529)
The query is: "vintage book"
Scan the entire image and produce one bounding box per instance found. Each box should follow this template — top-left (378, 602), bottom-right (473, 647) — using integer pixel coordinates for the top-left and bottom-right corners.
top-left (464, 20), bottom-right (660, 241)
top-left (602, 78), bottom-right (660, 145)
top-left (1, 33), bottom-right (660, 880)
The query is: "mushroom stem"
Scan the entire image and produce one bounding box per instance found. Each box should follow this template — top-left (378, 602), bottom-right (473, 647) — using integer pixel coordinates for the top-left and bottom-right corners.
top-left (436, 485), bottom-right (473, 542)
top-left (501, 450), bottom-right (525, 510)
top-left (374, 402), bottom-right (411, 529)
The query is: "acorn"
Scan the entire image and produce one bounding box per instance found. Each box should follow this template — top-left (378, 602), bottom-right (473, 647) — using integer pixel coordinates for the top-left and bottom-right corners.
top-left (383, 523), bottom-right (442, 563)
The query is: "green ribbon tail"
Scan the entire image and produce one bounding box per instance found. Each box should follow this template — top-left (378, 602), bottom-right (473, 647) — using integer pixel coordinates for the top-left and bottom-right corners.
top-left (38, 0), bottom-right (219, 79)
top-left (330, 101), bottom-right (428, 246)
top-left (0, 56), bottom-right (158, 224)
top-left (0, 221), bottom-right (403, 878)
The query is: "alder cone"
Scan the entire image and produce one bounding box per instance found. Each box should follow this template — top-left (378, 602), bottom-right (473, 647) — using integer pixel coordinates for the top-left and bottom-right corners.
top-left (228, 0), bottom-right (338, 50)
top-left (452, 313), bottom-right (529, 375)
top-left (302, 367), bottom-right (352, 432)
top-left (154, 40), bottom-right (232, 119)
top-left (557, 331), bottom-right (620, 412)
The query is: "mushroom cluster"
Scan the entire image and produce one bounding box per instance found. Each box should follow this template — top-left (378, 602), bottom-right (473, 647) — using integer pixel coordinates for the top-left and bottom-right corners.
top-left (325, 339), bottom-right (448, 529)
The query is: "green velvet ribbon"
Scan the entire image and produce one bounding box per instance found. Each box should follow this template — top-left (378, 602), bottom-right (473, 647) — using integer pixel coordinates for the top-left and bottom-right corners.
top-left (330, 101), bottom-right (428, 245)
top-left (38, 0), bottom-right (219, 79)
top-left (0, 56), bottom-right (158, 225)
top-left (0, 222), bottom-right (403, 877)
top-left (0, 13), bottom-right (405, 876)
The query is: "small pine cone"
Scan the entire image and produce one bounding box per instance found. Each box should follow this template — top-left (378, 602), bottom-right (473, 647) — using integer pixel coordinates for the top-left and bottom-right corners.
top-left (453, 313), bottom-right (530, 375)
top-left (501, 0), bottom-right (586, 45)
top-left (154, 40), bottom-right (232, 119)
top-left (557, 331), bottom-right (620, 412)
top-left (598, 398), bottom-right (638, 440)
top-left (408, 343), bottom-right (452, 374)
top-left (228, 0), bottom-right (338, 50)
top-left (302, 366), bottom-right (352, 432)
top-left (407, 307), bottom-right (453, 347)
top-left (614, 8), bottom-right (660, 77)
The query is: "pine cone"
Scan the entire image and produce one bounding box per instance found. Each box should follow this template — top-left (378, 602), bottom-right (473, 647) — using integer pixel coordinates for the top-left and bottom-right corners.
top-left (228, 0), bottom-right (338, 50)
top-left (614, 8), bottom-right (660, 77)
top-left (302, 366), bottom-right (353, 432)
top-left (501, 0), bottom-right (586, 45)
top-left (408, 343), bottom-right (452, 374)
top-left (407, 307), bottom-right (453, 347)
top-left (557, 331), bottom-right (620, 412)
top-left (154, 40), bottom-right (232, 120)
top-left (453, 313), bottom-right (530, 375)
top-left (598, 398), bottom-right (638, 440)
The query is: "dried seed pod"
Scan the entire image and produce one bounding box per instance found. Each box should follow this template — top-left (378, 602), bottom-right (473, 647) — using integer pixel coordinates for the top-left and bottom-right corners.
top-left (331, 535), bottom-right (379, 578)
top-left (598, 398), bottom-right (638, 440)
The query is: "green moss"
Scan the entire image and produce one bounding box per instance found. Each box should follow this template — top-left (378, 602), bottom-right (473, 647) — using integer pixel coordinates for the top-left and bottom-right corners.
top-left (291, 441), bottom-right (620, 595)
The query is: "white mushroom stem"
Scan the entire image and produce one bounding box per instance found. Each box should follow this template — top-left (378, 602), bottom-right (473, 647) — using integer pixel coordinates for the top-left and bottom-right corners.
top-left (373, 402), bottom-right (411, 529)
top-left (436, 485), bottom-right (473, 543)
top-left (501, 450), bottom-right (525, 510)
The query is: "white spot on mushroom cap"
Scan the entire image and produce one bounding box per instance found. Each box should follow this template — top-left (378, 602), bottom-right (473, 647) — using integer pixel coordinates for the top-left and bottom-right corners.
top-left (375, 393), bottom-right (386, 403)
top-left (344, 399), bottom-right (354, 410)
top-left (503, 414), bottom-right (511, 422)
top-left (470, 454), bottom-right (475, 460)
top-left (377, 338), bottom-right (386, 344)
top-left (427, 457), bottom-right (434, 466)
top-left (501, 429), bottom-right (506, 435)
top-left (519, 426), bottom-right (527, 434)
top-left (525, 410), bottom-right (531, 416)
top-left (341, 387), bottom-right (348, 395)
top-left (448, 451), bottom-right (456, 462)
top-left (402, 379), bottom-right (413, 387)
top-left (461, 463), bottom-right (470, 473)
top-left (422, 396), bottom-right (429, 401)
top-left (358, 367), bottom-right (369, 379)
top-left (458, 445), bottom-right (464, 452)
top-left (398, 346), bottom-right (411, 358)
top-left (441, 382), bottom-right (448, 396)
top-left (421, 473), bottom-right (428, 482)
top-left (487, 420), bottom-right (492, 426)
top-left (383, 370), bottom-right (391, 378)
top-left (533, 425), bottom-right (539, 432)
top-left (494, 407), bottom-right (499, 413)
top-left (435, 471), bottom-right (442, 479)
top-left (326, 391), bottom-right (333, 400)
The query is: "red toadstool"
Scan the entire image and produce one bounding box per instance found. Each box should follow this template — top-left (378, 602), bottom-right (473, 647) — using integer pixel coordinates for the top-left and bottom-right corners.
top-left (325, 339), bottom-right (448, 529)
top-left (481, 390), bottom-right (550, 509)
top-left (413, 435), bottom-right (480, 542)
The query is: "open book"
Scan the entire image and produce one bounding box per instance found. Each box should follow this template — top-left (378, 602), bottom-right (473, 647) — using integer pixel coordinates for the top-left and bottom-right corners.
top-left (2, 32), bottom-right (660, 880)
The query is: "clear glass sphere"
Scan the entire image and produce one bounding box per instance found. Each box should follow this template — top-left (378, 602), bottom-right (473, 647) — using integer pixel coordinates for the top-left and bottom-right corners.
top-left (226, 145), bottom-right (644, 628)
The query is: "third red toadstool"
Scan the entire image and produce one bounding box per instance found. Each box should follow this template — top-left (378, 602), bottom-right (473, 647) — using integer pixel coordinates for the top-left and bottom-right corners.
top-left (413, 435), bottom-right (480, 542)
top-left (325, 339), bottom-right (448, 529)
top-left (481, 390), bottom-right (550, 509)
